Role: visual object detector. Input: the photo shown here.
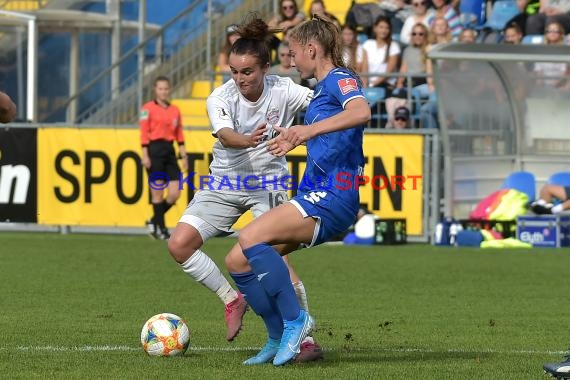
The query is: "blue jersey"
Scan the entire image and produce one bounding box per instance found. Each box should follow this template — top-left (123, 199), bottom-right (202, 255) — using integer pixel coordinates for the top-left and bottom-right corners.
top-left (289, 68), bottom-right (366, 246)
top-left (299, 68), bottom-right (365, 194)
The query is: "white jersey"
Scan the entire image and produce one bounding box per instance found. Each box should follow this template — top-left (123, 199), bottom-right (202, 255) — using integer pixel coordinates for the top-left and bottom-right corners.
top-left (206, 75), bottom-right (312, 190)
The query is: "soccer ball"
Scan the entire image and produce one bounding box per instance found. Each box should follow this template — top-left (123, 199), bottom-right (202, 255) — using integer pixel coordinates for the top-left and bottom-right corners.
top-left (140, 313), bottom-right (190, 356)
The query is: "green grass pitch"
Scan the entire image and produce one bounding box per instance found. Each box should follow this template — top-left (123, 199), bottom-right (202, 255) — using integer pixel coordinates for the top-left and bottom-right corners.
top-left (0, 232), bottom-right (568, 379)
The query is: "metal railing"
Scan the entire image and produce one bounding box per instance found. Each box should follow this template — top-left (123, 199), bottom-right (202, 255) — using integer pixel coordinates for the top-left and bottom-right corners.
top-left (45, 0), bottom-right (275, 125)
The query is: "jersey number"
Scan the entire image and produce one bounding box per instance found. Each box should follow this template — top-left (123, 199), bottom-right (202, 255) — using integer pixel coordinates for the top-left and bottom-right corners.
top-left (268, 192), bottom-right (287, 208)
top-left (303, 191), bottom-right (327, 204)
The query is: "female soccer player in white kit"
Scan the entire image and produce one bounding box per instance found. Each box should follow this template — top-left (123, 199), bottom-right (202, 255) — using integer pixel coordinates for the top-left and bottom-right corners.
top-left (166, 16), bottom-right (322, 362)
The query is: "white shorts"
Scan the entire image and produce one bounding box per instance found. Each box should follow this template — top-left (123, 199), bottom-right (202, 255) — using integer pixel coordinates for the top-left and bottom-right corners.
top-left (178, 190), bottom-right (288, 242)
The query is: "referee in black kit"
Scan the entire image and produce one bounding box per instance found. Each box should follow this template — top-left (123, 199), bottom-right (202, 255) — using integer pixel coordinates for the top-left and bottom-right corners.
top-left (140, 76), bottom-right (187, 240)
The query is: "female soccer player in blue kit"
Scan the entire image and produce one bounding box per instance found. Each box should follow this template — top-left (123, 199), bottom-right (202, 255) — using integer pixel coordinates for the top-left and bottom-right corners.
top-left (225, 14), bottom-right (371, 366)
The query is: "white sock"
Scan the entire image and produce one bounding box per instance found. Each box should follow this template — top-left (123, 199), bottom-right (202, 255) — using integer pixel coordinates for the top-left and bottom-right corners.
top-left (180, 249), bottom-right (238, 305)
top-left (536, 199), bottom-right (547, 206)
top-left (552, 204), bottom-right (564, 214)
top-left (292, 281), bottom-right (309, 312)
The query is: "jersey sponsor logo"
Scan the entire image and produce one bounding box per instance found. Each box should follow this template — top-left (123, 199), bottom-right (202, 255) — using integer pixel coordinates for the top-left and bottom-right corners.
top-left (217, 107), bottom-right (231, 120)
top-left (337, 78), bottom-right (358, 95)
top-left (139, 109), bottom-right (149, 120)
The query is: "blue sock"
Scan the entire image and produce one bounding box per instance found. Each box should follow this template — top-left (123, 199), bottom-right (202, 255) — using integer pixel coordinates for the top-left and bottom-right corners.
top-left (243, 243), bottom-right (300, 321)
top-left (230, 271), bottom-right (283, 340)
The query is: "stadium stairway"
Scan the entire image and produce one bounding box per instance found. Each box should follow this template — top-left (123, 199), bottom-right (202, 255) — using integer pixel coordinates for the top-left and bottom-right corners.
top-left (171, 77), bottom-right (223, 128)
top-left (171, 98), bottom-right (210, 128)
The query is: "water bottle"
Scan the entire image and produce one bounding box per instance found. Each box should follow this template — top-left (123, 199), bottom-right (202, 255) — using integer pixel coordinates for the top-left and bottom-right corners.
top-left (434, 223), bottom-right (443, 245)
top-left (449, 223), bottom-right (458, 246)
top-left (394, 222), bottom-right (401, 243)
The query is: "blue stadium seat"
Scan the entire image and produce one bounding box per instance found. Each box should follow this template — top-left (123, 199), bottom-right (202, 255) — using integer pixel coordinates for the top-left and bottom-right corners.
top-left (500, 171), bottom-right (536, 202)
top-left (522, 34), bottom-right (544, 44)
top-left (363, 87), bottom-right (386, 106)
top-left (547, 172), bottom-right (570, 186)
top-left (459, 0), bottom-right (486, 27)
top-left (363, 87), bottom-right (386, 127)
top-left (478, 0), bottom-right (519, 31)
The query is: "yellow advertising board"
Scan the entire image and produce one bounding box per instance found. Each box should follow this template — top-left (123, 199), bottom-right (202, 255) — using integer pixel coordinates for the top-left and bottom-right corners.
top-left (37, 128), bottom-right (423, 234)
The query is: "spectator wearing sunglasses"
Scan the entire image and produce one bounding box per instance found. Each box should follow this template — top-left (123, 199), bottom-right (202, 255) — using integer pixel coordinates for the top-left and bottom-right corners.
top-left (392, 106), bottom-right (411, 129)
top-left (534, 21), bottom-right (569, 89)
top-left (395, 23), bottom-right (430, 98)
top-left (400, 0), bottom-right (434, 45)
top-left (268, 0), bottom-right (305, 30)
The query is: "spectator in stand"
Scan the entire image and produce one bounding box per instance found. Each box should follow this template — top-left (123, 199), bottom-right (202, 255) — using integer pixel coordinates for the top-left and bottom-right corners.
top-left (525, 0), bottom-right (570, 35)
top-left (378, 0), bottom-right (414, 35)
top-left (458, 28), bottom-right (478, 43)
top-left (308, 0), bottom-right (340, 28)
top-left (427, 15), bottom-right (453, 46)
top-left (395, 23), bottom-right (430, 98)
top-left (0, 91), bottom-right (16, 123)
top-left (269, 42), bottom-right (301, 83)
top-left (391, 105), bottom-right (412, 128)
top-left (268, 0), bottom-right (305, 30)
top-left (419, 17), bottom-right (453, 129)
top-left (426, 0), bottom-right (462, 39)
top-left (218, 24), bottom-right (241, 82)
top-left (341, 23), bottom-right (369, 87)
top-left (534, 21), bottom-right (569, 88)
top-left (362, 15), bottom-right (401, 91)
top-left (503, 22), bottom-right (524, 44)
top-left (504, 0), bottom-right (540, 35)
top-left (400, 0), bottom-right (434, 45)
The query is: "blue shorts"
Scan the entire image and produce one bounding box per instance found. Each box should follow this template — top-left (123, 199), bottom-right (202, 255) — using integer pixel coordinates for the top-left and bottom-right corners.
top-left (289, 188), bottom-right (359, 247)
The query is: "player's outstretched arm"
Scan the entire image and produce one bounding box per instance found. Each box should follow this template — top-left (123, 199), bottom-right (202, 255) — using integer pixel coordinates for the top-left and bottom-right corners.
top-left (0, 91), bottom-right (16, 123)
top-left (216, 124), bottom-right (267, 149)
top-left (273, 97), bottom-right (370, 147)
top-left (267, 131), bottom-right (296, 157)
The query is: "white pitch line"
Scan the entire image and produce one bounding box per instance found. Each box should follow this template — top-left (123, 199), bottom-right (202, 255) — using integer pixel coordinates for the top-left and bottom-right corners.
top-left (1, 345), bottom-right (566, 356)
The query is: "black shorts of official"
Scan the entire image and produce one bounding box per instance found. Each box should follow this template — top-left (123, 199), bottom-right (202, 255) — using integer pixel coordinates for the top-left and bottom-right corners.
top-left (564, 186), bottom-right (570, 200)
top-left (148, 140), bottom-right (180, 181)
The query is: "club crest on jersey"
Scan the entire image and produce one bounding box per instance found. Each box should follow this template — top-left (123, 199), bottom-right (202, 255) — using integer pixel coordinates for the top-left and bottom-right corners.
top-left (139, 109), bottom-right (149, 120)
top-left (337, 78), bottom-right (358, 95)
top-left (266, 107), bottom-right (280, 126)
top-left (217, 107), bottom-right (231, 120)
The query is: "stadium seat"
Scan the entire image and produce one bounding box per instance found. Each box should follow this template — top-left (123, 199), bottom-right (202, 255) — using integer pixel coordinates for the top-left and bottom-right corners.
top-left (478, 0), bottom-right (519, 31)
top-left (362, 87), bottom-right (386, 107)
top-left (547, 172), bottom-right (570, 186)
top-left (363, 87), bottom-right (386, 127)
top-left (459, 0), bottom-right (486, 27)
top-left (191, 81), bottom-right (213, 98)
top-left (357, 33), bottom-right (369, 44)
top-left (305, 0), bottom-right (352, 25)
top-left (522, 34), bottom-right (544, 44)
top-left (171, 99), bottom-right (209, 127)
top-left (3, 0), bottom-right (46, 10)
top-left (500, 170), bottom-right (536, 202)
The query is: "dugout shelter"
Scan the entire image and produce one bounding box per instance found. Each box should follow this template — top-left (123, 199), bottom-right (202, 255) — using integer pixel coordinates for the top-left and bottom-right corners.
top-left (428, 43), bottom-right (570, 218)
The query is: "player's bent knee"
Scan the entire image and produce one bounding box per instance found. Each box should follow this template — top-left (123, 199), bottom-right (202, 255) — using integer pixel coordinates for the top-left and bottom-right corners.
top-left (167, 233), bottom-right (199, 264)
